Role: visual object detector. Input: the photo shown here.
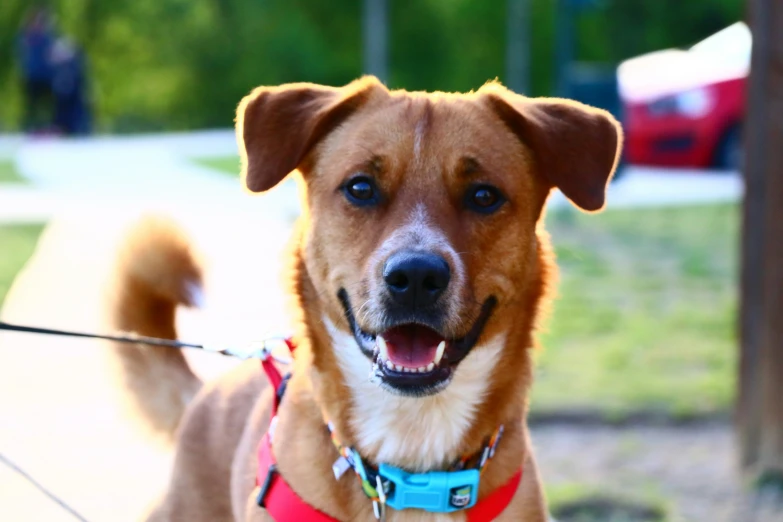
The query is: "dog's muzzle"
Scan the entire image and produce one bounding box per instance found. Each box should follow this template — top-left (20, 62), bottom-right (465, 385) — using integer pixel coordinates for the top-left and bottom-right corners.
top-left (338, 276), bottom-right (496, 397)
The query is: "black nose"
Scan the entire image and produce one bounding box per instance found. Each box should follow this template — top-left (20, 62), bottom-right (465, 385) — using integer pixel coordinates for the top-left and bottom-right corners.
top-left (383, 251), bottom-right (451, 308)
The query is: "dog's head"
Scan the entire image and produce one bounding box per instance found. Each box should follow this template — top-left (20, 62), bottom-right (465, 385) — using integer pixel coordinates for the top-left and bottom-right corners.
top-left (237, 77), bottom-right (621, 397)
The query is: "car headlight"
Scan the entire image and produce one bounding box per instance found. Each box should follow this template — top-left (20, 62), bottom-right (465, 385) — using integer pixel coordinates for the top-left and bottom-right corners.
top-left (647, 87), bottom-right (713, 118)
top-left (675, 87), bottom-right (713, 118)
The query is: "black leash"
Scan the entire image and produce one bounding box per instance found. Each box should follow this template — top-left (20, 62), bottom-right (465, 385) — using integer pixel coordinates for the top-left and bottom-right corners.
top-left (0, 452), bottom-right (89, 522)
top-left (0, 321), bottom-right (291, 362)
top-left (0, 320), bottom-right (206, 350)
top-left (0, 321), bottom-right (292, 521)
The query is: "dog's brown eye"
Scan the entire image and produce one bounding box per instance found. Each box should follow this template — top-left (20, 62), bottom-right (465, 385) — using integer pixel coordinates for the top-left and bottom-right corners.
top-left (466, 185), bottom-right (505, 214)
top-left (342, 176), bottom-right (380, 206)
top-left (349, 180), bottom-right (374, 200)
top-left (473, 188), bottom-right (497, 207)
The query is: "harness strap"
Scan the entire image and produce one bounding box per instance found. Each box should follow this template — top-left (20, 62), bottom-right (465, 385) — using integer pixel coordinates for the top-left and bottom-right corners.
top-left (255, 338), bottom-right (523, 520)
top-left (256, 433), bottom-right (338, 522)
top-left (261, 338), bottom-right (295, 416)
top-left (466, 470), bottom-right (522, 522)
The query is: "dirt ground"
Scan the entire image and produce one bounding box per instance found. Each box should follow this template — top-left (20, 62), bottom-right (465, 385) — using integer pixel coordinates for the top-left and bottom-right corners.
top-left (4, 420), bottom-right (780, 521)
top-left (532, 421), bottom-right (783, 522)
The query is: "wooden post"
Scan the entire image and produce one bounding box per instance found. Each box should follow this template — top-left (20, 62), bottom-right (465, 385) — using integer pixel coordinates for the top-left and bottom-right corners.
top-left (362, 0), bottom-right (388, 84)
top-left (738, 0), bottom-right (783, 478)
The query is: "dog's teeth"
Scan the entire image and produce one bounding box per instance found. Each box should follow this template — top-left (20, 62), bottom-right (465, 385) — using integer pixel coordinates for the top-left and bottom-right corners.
top-left (417, 366), bottom-right (426, 373)
top-left (385, 359), bottom-right (394, 370)
top-left (426, 362), bottom-right (435, 372)
top-left (394, 364), bottom-right (403, 372)
top-left (377, 335), bottom-right (389, 361)
top-left (434, 341), bottom-right (446, 366)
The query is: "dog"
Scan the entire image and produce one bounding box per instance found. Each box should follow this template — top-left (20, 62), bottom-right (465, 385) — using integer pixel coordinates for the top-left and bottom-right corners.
top-left (113, 76), bottom-right (621, 521)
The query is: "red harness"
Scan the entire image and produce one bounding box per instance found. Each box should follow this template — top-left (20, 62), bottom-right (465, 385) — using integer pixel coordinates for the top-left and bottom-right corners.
top-left (255, 340), bottom-right (522, 521)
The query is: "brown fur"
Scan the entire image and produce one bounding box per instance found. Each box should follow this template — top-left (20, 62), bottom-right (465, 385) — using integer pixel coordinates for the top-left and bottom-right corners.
top-left (118, 77), bottom-right (622, 521)
top-left (108, 216), bottom-right (204, 439)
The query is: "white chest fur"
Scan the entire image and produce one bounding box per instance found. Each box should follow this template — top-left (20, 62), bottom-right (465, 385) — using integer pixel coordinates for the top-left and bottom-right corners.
top-left (324, 317), bottom-right (504, 471)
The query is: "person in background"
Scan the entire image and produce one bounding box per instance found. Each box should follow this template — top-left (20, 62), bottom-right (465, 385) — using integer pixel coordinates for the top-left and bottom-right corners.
top-left (16, 7), bottom-right (56, 133)
top-left (50, 38), bottom-right (92, 136)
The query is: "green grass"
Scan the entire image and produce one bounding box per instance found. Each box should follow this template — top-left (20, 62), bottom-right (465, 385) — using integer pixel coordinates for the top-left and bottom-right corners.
top-left (0, 160), bottom-right (27, 183)
top-left (547, 483), bottom-right (670, 522)
top-left (0, 224), bottom-right (44, 308)
top-left (531, 204), bottom-right (738, 418)
top-left (193, 156), bottom-right (240, 177)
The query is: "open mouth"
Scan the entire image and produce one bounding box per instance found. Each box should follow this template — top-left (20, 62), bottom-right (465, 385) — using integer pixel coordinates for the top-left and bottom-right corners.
top-left (337, 289), bottom-right (496, 396)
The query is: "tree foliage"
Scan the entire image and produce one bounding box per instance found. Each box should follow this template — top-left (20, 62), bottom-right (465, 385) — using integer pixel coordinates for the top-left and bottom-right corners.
top-left (0, 0), bottom-right (743, 131)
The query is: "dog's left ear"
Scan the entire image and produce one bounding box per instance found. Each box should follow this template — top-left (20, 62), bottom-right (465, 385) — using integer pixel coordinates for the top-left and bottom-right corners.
top-left (237, 76), bottom-right (384, 193)
top-left (481, 85), bottom-right (623, 212)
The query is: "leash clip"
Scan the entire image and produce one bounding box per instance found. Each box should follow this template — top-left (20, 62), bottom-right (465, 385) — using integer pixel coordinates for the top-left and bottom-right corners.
top-left (247, 338), bottom-right (294, 364)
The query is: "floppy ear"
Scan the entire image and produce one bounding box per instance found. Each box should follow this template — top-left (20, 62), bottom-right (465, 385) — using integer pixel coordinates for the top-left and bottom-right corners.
top-left (481, 84), bottom-right (623, 212)
top-left (236, 76), bottom-right (384, 193)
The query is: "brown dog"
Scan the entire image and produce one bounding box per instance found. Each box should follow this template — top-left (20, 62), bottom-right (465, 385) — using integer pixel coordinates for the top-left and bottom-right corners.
top-left (115, 76), bottom-right (621, 521)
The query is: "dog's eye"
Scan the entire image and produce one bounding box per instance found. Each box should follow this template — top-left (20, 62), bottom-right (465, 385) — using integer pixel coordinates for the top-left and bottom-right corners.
top-left (466, 185), bottom-right (505, 214)
top-left (343, 176), bottom-right (379, 206)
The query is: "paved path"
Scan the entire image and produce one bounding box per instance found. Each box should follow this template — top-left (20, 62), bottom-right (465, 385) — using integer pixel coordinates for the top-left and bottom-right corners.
top-left (0, 130), bottom-right (743, 224)
top-left (1, 130), bottom-right (298, 224)
top-left (550, 166), bottom-right (743, 210)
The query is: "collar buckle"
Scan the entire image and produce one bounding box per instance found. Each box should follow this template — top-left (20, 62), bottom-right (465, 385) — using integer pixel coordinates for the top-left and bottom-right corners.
top-left (379, 464), bottom-right (480, 513)
top-left (256, 463), bottom-right (278, 508)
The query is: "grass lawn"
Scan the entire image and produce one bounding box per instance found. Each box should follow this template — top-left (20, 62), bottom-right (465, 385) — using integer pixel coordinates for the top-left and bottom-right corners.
top-left (547, 483), bottom-right (669, 522)
top-left (193, 156), bottom-right (240, 177)
top-left (0, 160), bottom-right (27, 183)
top-left (532, 203), bottom-right (738, 419)
top-left (0, 224), bottom-right (44, 308)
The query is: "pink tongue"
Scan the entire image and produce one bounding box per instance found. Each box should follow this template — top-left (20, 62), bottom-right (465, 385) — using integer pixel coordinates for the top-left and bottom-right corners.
top-left (383, 325), bottom-right (444, 367)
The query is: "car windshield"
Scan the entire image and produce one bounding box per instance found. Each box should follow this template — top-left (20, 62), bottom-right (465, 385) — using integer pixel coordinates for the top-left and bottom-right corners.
top-left (689, 22), bottom-right (751, 68)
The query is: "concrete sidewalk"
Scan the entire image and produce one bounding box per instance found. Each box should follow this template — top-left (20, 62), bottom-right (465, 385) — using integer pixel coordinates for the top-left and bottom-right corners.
top-left (2, 130), bottom-right (299, 224)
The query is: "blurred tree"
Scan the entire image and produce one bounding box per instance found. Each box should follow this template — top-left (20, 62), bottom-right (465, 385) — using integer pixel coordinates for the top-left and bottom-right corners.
top-left (0, 0), bottom-right (743, 132)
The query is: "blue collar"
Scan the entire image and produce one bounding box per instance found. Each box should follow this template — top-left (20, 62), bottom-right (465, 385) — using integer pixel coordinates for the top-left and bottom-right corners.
top-left (327, 422), bottom-right (504, 516)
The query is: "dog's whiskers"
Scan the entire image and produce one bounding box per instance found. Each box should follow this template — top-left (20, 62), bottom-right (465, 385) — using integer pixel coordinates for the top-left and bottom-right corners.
top-left (311, 279), bottom-right (365, 302)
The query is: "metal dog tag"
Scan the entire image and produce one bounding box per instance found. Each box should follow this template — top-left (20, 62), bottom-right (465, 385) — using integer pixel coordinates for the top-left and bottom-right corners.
top-left (332, 456), bottom-right (351, 480)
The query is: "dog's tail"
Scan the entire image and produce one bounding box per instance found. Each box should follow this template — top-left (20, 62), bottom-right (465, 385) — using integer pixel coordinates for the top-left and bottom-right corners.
top-left (107, 216), bottom-right (203, 440)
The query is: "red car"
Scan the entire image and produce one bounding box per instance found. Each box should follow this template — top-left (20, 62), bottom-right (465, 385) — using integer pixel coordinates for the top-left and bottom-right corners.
top-left (618, 22), bottom-right (749, 170)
